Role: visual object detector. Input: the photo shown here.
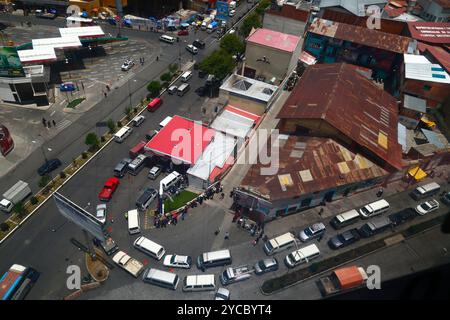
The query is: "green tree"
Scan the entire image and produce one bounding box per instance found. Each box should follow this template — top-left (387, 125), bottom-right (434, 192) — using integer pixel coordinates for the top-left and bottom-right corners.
top-left (0, 222), bottom-right (9, 232)
top-left (160, 72), bottom-right (172, 82)
top-left (255, 0), bottom-right (271, 15)
top-left (199, 49), bottom-right (234, 81)
top-left (169, 63), bottom-right (178, 74)
top-left (220, 34), bottom-right (245, 56)
top-left (106, 118), bottom-right (116, 133)
top-left (38, 175), bottom-right (52, 188)
top-left (13, 201), bottom-right (26, 219)
top-left (147, 80), bottom-right (162, 98)
top-left (239, 13), bottom-right (262, 38)
top-left (125, 106), bottom-right (133, 120)
top-left (85, 132), bottom-right (99, 150)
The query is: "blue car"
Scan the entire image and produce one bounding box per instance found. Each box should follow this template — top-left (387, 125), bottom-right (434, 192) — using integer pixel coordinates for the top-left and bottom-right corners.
top-left (60, 82), bottom-right (76, 92)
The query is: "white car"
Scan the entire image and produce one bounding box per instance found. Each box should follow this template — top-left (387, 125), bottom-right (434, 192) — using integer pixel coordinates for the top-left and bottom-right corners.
top-left (229, 9), bottom-right (236, 17)
top-left (96, 204), bottom-right (107, 224)
top-left (215, 288), bottom-right (230, 300)
top-left (121, 59), bottom-right (135, 71)
top-left (186, 44), bottom-right (198, 54)
top-left (299, 222), bottom-right (326, 242)
top-left (163, 254), bottom-right (192, 269)
top-left (131, 115), bottom-right (145, 127)
top-left (415, 199), bottom-right (439, 215)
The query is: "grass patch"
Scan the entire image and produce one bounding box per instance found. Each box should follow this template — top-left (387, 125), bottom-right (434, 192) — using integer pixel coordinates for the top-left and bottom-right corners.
top-left (66, 98), bottom-right (85, 109)
top-left (164, 190), bottom-right (198, 212)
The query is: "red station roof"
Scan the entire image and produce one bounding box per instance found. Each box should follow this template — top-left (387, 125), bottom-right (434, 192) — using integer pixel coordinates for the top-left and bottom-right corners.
top-left (144, 115), bottom-right (215, 165)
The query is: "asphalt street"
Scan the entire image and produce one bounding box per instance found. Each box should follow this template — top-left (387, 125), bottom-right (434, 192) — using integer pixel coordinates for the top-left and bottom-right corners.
top-left (0, 0), bottom-right (255, 222)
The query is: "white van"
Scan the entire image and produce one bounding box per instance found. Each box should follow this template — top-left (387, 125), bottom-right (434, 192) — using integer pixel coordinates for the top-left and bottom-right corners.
top-left (133, 236), bottom-right (166, 260)
top-left (114, 126), bottom-right (133, 143)
top-left (330, 209), bottom-right (360, 229)
top-left (127, 209), bottom-right (140, 235)
top-left (142, 268), bottom-right (179, 290)
top-left (161, 171), bottom-right (182, 190)
top-left (182, 274), bottom-right (216, 292)
top-left (181, 71), bottom-right (193, 82)
top-left (411, 182), bottom-right (441, 200)
top-left (197, 249), bottom-right (232, 271)
top-left (177, 83), bottom-right (190, 96)
top-left (159, 116), bottom-right (173, 128)
top-left (263, 232), bottom-right (296, 255)
top-left (359, 199), bottom-right (390, 219)
top-left (285, 244), bottom-right (320, 268)
top-left (159, 35), bottom-right (175, 44)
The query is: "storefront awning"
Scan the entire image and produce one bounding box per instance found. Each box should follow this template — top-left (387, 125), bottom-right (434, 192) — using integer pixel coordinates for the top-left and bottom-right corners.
top-left (408, 166), bottom-right (427, 181)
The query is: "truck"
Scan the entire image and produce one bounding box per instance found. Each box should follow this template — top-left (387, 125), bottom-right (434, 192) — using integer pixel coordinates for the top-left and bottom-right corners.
top-left (201, 17), bottom-right (212, 30)
top-left (0, 264), bottom-right (40, 300)
top-left (100, 237), bottom-right (119, 256)
top-left (0, 180), bottom-right (32, 213)
top-left (207, 21), bottom-right (219, 33)
top-left (112, 251), bottom-right (144, 278)
top-left (220, 265), bottom-right (253, 285)
top-left (317, 265), bottom-right (368, 297)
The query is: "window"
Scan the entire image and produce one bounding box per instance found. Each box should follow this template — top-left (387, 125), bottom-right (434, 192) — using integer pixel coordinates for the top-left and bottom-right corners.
top-left (423, 85), bottom-right (431, 91)
top-left (300, 198), bottom-right (312, 207)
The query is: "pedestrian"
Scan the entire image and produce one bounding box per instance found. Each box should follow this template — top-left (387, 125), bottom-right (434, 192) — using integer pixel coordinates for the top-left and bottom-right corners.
top-left (106, 85), bottom-right (110, 92)
top-left (142, 57), bottom-right (145, 64)
top-left (253, 237), bottom-right (259, 246)
top-left (319, 208), bottom-right (324, 216)
top-left (214, 229), bottom-right (220, 236)
top-left (47, 121), bottom-right (51, 128)
top-left (224, 232), bottom-right (229, 240)
top-left (377, 187), bottom-right (383, 197)
top-left (263, 235), bottom-right (268, 242)
top-left (220, 192), bottom-right (225, 199)
top-left (52, 120), bottom-right (56, 127)
top-left (104, 91), bottom-right (107, 98)
top-left (42, 118), bottom-right (46, 126)
top-left (156, 55), bottom-right (159, 62)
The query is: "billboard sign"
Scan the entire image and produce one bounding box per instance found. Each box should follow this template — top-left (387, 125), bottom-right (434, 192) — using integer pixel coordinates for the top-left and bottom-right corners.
top-left (53, 192), bottom-right (105, 241)
top-left (0, 47), bottom-right (25, 78)
top-left (216, 1), bottom-right (230, 20)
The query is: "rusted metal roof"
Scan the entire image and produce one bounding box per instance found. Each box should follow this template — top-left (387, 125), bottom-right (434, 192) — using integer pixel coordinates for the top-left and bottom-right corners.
top-left (308, 18), bottom-right (412, 54)
top-left (277, 63), bottom-right (403, 170)
top-left (240, 135), bottom-right (388, 202)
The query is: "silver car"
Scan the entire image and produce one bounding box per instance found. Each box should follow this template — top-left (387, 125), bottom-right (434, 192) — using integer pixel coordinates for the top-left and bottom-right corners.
top-left (215, 288), bottom-right (230, 300)
top-left (299, 222), bottom-right (326, 242)
top-left (96, 204), bottom-right (107, 225)
top-left (254, 258), bottom-right (278, 275)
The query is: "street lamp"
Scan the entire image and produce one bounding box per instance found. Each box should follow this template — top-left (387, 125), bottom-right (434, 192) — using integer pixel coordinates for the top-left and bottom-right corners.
top-left (128, 79), bottom-right (137, 109)
top-left (65, 58), bottom-right (71, 79)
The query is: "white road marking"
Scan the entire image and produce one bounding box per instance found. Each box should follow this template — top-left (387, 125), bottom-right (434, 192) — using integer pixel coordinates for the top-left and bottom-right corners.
top-left (50, 111), bottom-right (56, 117)
top-left (55, 119), bottom-right (72, 131)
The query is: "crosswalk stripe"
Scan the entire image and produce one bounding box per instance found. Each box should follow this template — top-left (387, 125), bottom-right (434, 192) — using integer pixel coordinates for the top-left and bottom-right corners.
top-left (55, 119), bottom-right (71, 131)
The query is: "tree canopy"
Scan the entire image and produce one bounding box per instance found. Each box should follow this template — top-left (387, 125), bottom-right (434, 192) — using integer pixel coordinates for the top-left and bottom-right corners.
top-left (239, 12), bottom-right (262, 38)
top-left (199, 49), bottom-right (234, 80)
top-left (220, 33), bottom-right (245, 56)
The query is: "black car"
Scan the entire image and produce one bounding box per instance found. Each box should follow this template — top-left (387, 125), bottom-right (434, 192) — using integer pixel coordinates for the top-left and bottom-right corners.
top-left (198, 70), bottom-right (207, 78)
top-left (37, 158), bottom-right (62, 176)
top-left (195, 86), bottom-right (206, 97)
top-left (193, 39), bottom-right (206, 49)
top-left (328, 228), bottom-right (360, 250)
top-left (388, 208), bottom-right (417, 226)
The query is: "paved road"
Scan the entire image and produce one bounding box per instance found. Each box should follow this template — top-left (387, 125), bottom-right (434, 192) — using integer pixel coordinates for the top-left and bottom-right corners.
top-left (0, 1), bottom-right (257, 222)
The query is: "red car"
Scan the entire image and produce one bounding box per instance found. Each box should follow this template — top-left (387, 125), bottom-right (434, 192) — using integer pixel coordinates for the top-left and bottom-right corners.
top-left (147, 97), bottom-right (163, 112)
top-left (178, 29), bottom-right (189, 36)
top-left (99, 177), bottom-right (120, 201)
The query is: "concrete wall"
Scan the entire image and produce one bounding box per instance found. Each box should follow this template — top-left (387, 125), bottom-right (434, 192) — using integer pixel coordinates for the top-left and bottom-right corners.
top-left (245, 43), bottom-right (293, 81)
top-left (228, 95), bottom-right (266, 115)
top-left (263, 14), bottom-right (306, 36)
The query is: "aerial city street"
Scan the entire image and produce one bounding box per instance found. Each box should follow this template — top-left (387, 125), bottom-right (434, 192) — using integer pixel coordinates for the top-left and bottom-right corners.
top-left (0, 0), bottom-right (449, 302)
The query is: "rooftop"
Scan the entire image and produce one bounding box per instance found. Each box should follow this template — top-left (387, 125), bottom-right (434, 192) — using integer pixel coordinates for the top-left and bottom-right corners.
top-left (319, 0), bottom-right (388, 17)
top-left (59, 26), bottom-right (105, 38)
top-left (210, 105), bottom-right (261, 139)
top-left (277, 63), bottom-right (403, 170)
top-left (220, 74), bottom-right (278, 104)
top-left (144, 115), bottom-right (215, 165)
top-left (417, 42), bottom-right (450, 74)
top-left (240, 135), bottom-right (388, 202)
top-left (265, 1), bottom-right (310, 22)
top-left (308, 18), bottom-right (413, 54)
top-left (32, 36), bottom-right (82, 50)
top-left (404, 59), bottom-right (450, 84)
top-left (246, 28), bottom-right (301, 53)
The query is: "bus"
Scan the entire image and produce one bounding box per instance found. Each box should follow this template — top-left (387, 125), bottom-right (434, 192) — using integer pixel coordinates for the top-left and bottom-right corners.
top-left (0, 264), bottom-right (40, 300)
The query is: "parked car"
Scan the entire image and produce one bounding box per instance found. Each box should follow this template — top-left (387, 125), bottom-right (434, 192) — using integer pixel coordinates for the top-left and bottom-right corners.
top-left (168, 85), bottom-right (178, 95)
top-left (99, 236), bottom-right (118, 256)
top-left (215, 288), bottom-right (230, 300)
top-left (186, 44), bottom-right (198, 54)
top-left (415, 199), bottom-right (439, 216)
top-left (441, 192), bottom-right (450, 205)
top-left (60, 82), bottom-right (76, 92)
top-left (145, 130), bottom-right (159, 141)
top-left (195, 86), bottom-right (206, 96)
top-left (131, 115), bottom-right (145, 127)
top-left (298, 222), bottom-right (326, 242)
top-left (98, 177), bottom-right (120, 201)
top-left (95, 204), bottom-right (107, 224)
top-left (388, 208), bottom-right (417, 226)
top-left (254, 258), bottom-right (279, 275)
top-left (193, 39), bottom-right (206, 49)
top-left (121, 59), bottom-right (135, 71)
top-left (178, 29), bottom-right (189, 36)
top-left (163, 255), bottom-right (192, 269)
top-left (147, 97), bottom-right (163, 112)
top-left (328, 228), bottom-right (360, 250)
top-left (37, 158), bottom-right (62, 176)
